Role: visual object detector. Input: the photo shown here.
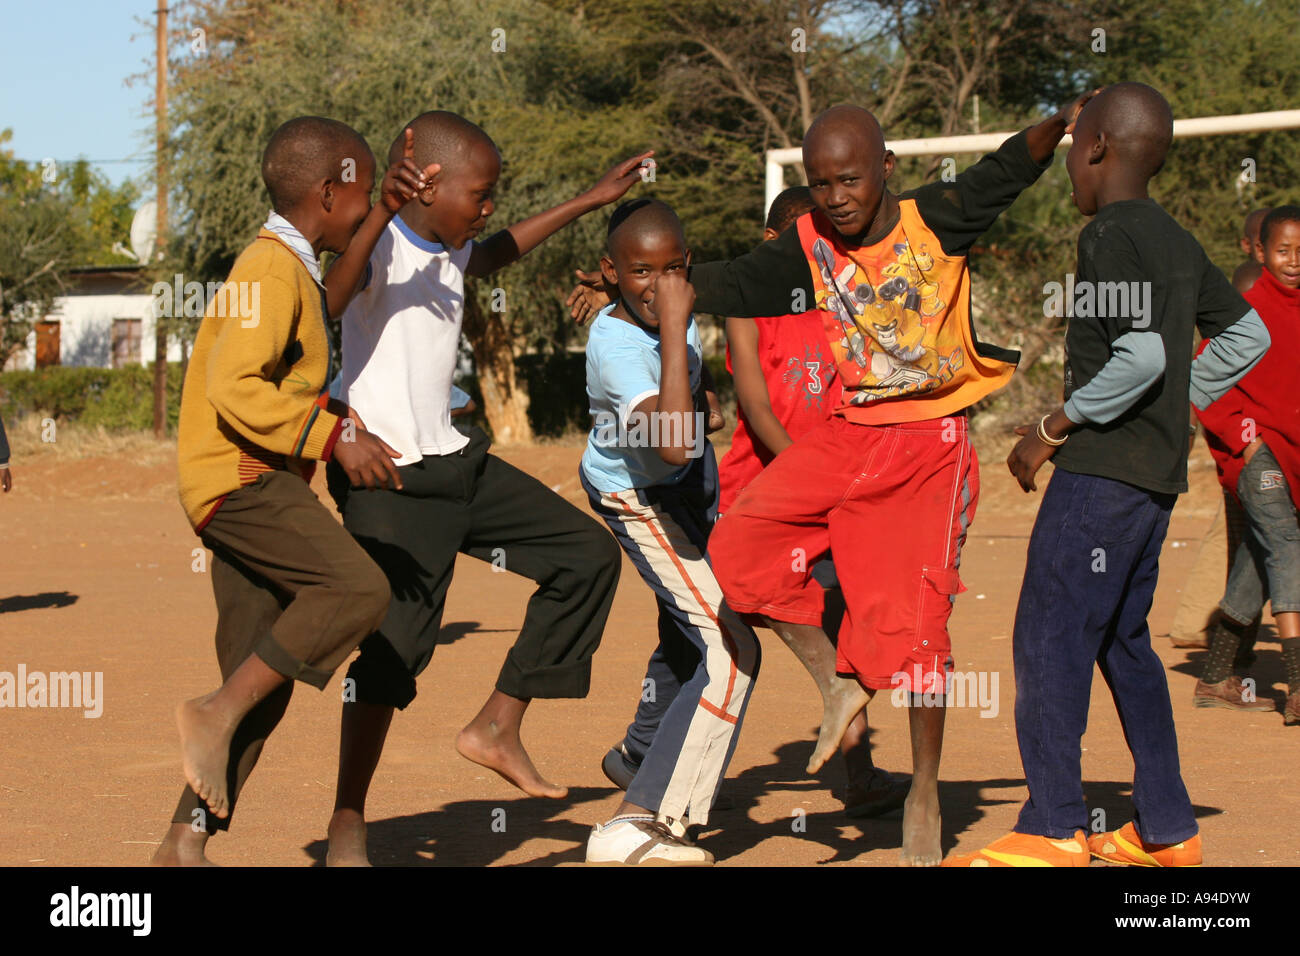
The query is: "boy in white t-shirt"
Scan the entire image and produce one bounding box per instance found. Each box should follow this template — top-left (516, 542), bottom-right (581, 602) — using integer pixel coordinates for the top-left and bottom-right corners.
top-left (322, 110), bottom-right (650, 865)
top-left (581, 199), bottom-right (760, 866)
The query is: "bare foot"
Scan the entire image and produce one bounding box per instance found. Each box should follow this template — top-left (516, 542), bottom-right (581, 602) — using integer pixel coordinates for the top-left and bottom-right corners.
top-left (455, 722), bottom-right (567, 799)
top-left (807, 677), bottom-right (870, 774)
top-left (326, 809), bottom-right (372, 867)
top-left (150, 822), bottom-right (217, 867)
top-left (899, 791), bottom-right (943, 866)
top-left (176, 693), bottom-right (236, 818)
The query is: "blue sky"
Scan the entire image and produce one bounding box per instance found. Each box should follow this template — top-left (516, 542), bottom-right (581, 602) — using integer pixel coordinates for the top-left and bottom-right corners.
top-left (0, 0), bottom-right (157, 187)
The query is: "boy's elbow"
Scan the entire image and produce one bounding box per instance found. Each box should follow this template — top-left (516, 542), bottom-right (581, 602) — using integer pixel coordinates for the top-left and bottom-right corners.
top-left (205, 379), bottom-right (234, 419)
top-left (657, 446), bottom-right (688, 467)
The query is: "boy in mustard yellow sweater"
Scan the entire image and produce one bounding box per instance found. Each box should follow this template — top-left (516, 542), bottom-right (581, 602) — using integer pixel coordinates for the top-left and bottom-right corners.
top-left (154, 116), bottom-right (437, 865)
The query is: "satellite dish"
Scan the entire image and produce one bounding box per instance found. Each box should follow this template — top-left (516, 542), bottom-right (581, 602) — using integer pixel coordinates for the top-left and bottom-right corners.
top-left (130, 201), bottom-right (158, 262)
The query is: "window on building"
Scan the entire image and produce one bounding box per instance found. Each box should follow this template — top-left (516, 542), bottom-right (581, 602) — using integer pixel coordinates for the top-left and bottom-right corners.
top-left (111, 318), bottom-right (142, 368)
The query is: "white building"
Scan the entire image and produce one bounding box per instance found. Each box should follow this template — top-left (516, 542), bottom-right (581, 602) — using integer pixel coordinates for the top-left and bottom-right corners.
top-left (6, 265), bottom-right (182, 371)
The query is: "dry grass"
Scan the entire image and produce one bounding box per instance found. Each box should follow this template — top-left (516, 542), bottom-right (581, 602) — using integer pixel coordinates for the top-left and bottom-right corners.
top-left (5, 414), bottom-right (175, 465)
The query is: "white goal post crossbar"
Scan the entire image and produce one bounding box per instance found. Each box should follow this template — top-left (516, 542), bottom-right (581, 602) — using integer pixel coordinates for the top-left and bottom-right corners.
top-left (764, 109), bottom-right (1300, 215)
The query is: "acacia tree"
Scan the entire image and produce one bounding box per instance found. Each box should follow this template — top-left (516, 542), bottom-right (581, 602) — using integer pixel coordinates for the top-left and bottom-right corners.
top-left (165, 0), bottom-right (666, 442)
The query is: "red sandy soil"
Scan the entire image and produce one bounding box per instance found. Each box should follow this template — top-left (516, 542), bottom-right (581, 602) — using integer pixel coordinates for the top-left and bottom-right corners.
top-left (0, 437), bottom-right (1294, 866)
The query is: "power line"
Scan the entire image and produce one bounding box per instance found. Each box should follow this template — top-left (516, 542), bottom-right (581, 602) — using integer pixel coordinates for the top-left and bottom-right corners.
top-left (7, 157), bottom-right (150, 164)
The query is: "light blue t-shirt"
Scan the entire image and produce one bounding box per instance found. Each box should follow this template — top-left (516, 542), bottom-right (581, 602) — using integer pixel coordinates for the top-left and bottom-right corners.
top-left (449, 384), bottom-right (473, 410)
top-left (581, 304), bottom-right (704, 493)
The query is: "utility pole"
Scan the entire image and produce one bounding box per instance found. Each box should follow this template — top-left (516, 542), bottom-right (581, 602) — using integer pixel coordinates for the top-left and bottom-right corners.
top-left (152, 0), bottom-right (168, 438)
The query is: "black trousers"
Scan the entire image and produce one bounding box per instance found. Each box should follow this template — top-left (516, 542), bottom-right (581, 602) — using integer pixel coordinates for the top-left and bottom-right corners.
top-left (326, 427), bottom-right (621, 708)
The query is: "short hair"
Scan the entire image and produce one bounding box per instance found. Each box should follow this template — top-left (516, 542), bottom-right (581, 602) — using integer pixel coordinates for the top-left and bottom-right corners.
top-left (766, 186), bottom-right (815, 234)
top-left (1243, 207), bottom-right (1271, 243)
top-left (606, 198), bottom-right (685, 256)
top-left (261, 116), bottom-right (371, 214)
top-left (1260, 205), bottom-right (1300, 248)
top-left (1088, 82), bottom-right (1174, 180)
top-left (390, 110), bottom-right (497, 171)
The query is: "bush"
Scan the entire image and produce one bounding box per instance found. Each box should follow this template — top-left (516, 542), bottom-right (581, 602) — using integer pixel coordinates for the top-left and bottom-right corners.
top-left (0, 363), bottom-right (183, 432)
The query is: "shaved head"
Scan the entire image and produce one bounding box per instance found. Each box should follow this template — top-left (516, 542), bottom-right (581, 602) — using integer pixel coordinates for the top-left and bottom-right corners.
top-left (1082, 82), bottom-right (1174, 179)
top-left (804, 104), bottom-right (886, 162)
top-left (606, 198), bottom-right (686, 258)
top-left (261, 116), bottom-right (371, 214)
top-left (390, 110), bottom-right (497, 172)
top-left (800, 104), bottom-right (895, 239)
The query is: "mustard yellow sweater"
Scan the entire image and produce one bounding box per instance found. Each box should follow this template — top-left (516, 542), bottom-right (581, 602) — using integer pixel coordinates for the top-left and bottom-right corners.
top-left (177, 230), bottom-right (344, 531)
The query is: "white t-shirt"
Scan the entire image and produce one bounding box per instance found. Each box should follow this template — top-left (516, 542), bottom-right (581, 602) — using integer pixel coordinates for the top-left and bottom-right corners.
top-left (334, 216), bottom-right (474, 465)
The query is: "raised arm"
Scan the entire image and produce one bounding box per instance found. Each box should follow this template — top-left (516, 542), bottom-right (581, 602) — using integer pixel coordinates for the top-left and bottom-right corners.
top-left (631, 273), bottom-right (698, 467)
top-left (324, 127), bottom-right (438, 319)
top-left (916, 90), bottom-right (1098, 258)
top-left (467, 151), bottom-right (653, 278)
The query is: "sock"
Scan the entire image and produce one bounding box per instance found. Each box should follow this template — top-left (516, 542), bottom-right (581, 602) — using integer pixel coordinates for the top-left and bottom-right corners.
top-left (1280, 638), bottom-right (1300, 695)
top-left (1202, 617), bottom-right (1247, 684)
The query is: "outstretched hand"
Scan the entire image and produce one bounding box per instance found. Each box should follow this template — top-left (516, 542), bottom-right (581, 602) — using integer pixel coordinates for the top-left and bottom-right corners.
top-left (584, 151), bottom-right (655, 207)
top-left (566, 268), bottom-right (612, 325)
top-left (1057, 88), bottom-right (1102, 135)
top-left (381, 127), bottom-right (441, 214)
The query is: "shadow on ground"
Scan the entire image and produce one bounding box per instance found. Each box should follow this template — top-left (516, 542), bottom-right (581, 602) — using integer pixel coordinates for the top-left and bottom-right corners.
top-left (301, 732), bottom-right (1224, 866)
top-left (0, 591), bottom-right (78, 614)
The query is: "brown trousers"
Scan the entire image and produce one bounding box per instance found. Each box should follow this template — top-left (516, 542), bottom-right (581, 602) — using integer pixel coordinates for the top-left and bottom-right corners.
top-left (172, 470), bottom-right (390, 832)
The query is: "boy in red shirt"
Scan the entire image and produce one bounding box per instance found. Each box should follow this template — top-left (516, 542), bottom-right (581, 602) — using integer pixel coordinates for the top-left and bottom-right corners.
top-left (672, 96), bottom-right (1091, 863)
top-left (1194, 204), bottom-right (1300, 723)
top-left (720, 185), bottom-right (904, 815)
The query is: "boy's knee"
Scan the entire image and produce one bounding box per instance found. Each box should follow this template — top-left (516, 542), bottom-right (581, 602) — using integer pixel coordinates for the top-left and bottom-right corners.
top-left (593, 529), bottom-right (623, 578)
top-left (350, 564), bottom-right (392, 631)
top-left (569, 524), bottom-right (623, 580)
top-left (346, 641), bottom-right (417, 710)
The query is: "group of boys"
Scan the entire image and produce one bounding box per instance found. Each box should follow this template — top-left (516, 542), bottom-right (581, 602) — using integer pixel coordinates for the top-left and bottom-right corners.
top-left (160, 77), bottom-right (1293, 867)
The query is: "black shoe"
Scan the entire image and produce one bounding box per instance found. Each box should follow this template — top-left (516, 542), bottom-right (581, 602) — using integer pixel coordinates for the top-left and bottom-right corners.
top-left (601, 742), bottom-right (735, 810)
top-left (601, 743), bottom-right (639, 790)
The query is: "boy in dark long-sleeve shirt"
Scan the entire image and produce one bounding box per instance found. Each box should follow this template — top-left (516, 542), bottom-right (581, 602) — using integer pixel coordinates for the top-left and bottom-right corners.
top-left (946, 83), bottom-right (1269, 868)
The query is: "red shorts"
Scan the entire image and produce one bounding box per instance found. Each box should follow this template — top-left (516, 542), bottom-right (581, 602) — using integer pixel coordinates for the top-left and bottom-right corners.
top-left (709, 413), bottom-right (978, 691)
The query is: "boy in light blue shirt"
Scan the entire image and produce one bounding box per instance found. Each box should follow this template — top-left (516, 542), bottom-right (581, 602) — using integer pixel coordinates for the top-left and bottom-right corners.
top-left (579, 199), bottom-right (759, 866)
top-left (581, 302), bottom-right (705, 492)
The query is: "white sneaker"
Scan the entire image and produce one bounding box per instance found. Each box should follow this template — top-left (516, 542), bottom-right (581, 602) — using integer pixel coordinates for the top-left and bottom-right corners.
top-left (586, 815), bottom-right (714, 866)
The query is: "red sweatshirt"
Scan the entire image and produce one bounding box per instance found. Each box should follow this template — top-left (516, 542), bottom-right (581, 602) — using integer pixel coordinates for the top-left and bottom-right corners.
top-left (1196, 267), bottom-right (1300, 508)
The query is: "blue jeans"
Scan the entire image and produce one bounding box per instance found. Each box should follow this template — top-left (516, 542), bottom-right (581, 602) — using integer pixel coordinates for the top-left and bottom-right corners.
top-left (1221, 444), bottom-right (1300, 624)
top-left (1013, 469), bottom-right (1197, 844)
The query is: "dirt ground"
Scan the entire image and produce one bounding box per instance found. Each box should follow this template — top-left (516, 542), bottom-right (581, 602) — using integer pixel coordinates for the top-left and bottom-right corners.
top-left (0, 433), bottom-right (1295, 867)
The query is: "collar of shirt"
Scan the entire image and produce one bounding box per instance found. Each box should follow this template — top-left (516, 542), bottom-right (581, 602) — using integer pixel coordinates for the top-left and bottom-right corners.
top-left (263, 212), bottom-right (323, 284)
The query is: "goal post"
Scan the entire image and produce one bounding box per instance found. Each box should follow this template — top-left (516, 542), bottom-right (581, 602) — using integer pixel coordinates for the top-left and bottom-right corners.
top-left (764, 109), bottom-right (1300, 215)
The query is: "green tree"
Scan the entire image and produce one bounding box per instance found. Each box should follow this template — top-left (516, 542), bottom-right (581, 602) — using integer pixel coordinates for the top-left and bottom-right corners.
top-left (0, 129), bottom-right (140, 367)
